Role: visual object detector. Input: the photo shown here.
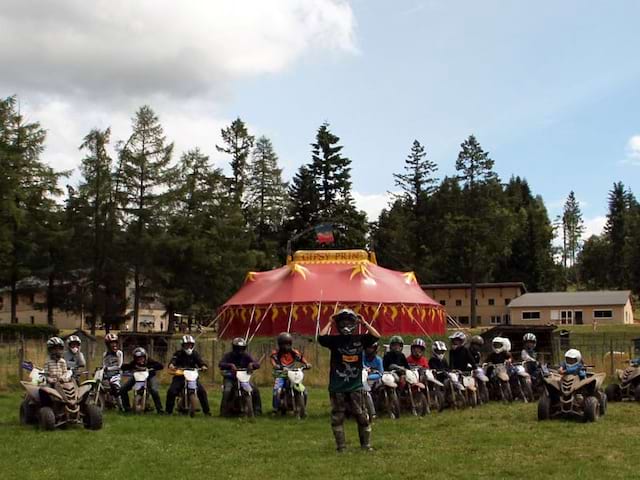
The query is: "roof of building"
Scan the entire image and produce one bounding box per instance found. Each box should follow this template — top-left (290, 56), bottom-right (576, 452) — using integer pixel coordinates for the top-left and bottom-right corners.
top-left (422, 282), bottom-right (527, 292)
top-left (508, 290), bottom-right (632, 308)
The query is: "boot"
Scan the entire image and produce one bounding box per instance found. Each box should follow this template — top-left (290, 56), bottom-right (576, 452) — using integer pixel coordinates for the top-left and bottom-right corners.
top-left (358, 425), bottom-right (373, 452)
top-left (332, 426), bottom-right (346, 452)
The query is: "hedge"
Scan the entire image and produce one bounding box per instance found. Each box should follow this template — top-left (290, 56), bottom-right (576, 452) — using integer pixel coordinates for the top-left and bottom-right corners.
top-left (0, 323), bottom-right (60, 339)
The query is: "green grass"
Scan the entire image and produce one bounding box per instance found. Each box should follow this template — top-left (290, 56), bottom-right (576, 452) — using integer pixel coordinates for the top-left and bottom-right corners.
top-left (2, 389), bottom-right (640, 479)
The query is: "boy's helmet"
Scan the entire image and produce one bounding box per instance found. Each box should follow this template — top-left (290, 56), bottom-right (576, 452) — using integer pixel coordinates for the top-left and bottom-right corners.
top-left (232, 337), bottom-right (247, 354)
top-left (449, 331), bottom-right (466, 349)
top-left (432, 340), bottom-right (447, 360)
top-left (411, 338), bottom-right (426, 350)
top-left (47, 336), bottom-right (64, 350)
top-left (182, 335), bottom-right (195, 355)
top-left (104, 333), bottom-right (118, 344)
top-left (365, 342), bottom-right (379, 353)
top-left (67, 335), bottom-right (81, 346)
top-left (564, 349), bottom-right (582, 365)
top-left (277, 332), bottom-right (293, 348)
top-left (133, 347), bottom-right (147, 359)
top-left (332, 309), bottom-right (358, 335)
top-left (492, 337), bottom-right (508, 354)
top-left (389, 335), bottom-right (404, 346)
top-left (470, 335), bottom-right (484, 347)
top-left (523, 333), bottom-right (537, 344)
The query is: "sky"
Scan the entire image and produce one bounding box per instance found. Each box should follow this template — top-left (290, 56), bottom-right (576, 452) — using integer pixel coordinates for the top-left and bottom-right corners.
top-left (1, 0), bottom-right (639, 240)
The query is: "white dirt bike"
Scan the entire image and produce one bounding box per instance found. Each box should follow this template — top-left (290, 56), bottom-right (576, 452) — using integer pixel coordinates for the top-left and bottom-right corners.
top-left (175, 368), bottom-right (203, 417)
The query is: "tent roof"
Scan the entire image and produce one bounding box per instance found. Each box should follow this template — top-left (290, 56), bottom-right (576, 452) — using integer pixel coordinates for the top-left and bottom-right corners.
top-left (223, 253), bottom-right (439, 307)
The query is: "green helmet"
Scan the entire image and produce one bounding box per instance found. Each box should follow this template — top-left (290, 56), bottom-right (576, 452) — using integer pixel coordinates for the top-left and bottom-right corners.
top-left (389, 335), bottom-right (404, 346)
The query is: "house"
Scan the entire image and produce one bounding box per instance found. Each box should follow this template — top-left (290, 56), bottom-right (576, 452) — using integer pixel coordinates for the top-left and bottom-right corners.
top-left (508, 290), bottom-right (634, 326)
top-left (421, 282), bottom-right (526, 326)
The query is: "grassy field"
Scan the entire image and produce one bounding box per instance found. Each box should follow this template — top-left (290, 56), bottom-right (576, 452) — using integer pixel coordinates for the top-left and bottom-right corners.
top-left (1, 388), bottom-right (640, 479)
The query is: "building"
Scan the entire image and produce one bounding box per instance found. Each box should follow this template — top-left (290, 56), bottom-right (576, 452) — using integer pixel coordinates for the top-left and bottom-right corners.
top-left (508, 290), bottom-right (635, 325)
top-left (421, 282), bottom-right (526, 326)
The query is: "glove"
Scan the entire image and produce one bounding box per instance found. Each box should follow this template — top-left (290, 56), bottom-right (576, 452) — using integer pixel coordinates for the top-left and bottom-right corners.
top-left (201, 365), bottom-right (208, 372)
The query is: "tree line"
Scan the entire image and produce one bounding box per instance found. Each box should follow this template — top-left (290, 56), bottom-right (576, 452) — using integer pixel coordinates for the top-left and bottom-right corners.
top-left (0, 95), bottom-right (638, 331)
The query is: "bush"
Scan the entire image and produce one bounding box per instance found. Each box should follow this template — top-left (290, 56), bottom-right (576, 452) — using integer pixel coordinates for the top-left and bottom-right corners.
top-left (0, 324), bottom-right (59, 339)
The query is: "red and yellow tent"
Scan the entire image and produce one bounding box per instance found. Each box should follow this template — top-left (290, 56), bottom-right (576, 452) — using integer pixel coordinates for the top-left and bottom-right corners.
top-left (217, 250), bottom-right (446, 339)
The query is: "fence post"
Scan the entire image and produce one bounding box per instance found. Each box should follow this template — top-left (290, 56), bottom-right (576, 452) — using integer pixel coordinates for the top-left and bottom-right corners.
top-left (211, 339), bottom-right (216, 385)
top-left (609, 339), bottom-right (615, 377)
top-left (18, 335), bottom-right (25, 382)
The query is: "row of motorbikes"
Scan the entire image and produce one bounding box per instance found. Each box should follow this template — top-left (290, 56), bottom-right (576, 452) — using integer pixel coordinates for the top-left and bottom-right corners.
top-left (361, 361), bottom-right (543, 420)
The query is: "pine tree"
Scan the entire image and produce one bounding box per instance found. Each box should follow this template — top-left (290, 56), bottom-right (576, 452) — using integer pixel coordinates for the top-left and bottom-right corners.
top-left (216, 118), bottom-right (254, 201)
top-left (116, 106), bottom-right (174, 331)
top-left (604, 182), bottom-right (630, 288)
top-left (284, 165), bottom-right (321, 250)
top-left (561, 191), bottom-right (584, 270)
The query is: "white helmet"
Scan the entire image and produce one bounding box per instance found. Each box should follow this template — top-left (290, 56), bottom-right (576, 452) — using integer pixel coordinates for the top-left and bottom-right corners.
top-left (432, 340), bottom-right (447, 360)
top-left (523, 333), bottom-right (537, 344)
top-left (564, 349), bottom-right (582, 365)
top-left (492, 337), bottom-right (509, 354)
top-left (67, 335), bottom-right (81, 353)
top-left (449, 331), bottom-right (466, 349)
top-left (182, 335), bottom-right (195, 355)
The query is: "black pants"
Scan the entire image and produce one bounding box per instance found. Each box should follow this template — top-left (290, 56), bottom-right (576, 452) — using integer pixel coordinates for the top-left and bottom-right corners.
top-left (220, 377), bottom-right (262, 416)
top-left (120, 377), bottom-right (163, 412)
top-left (166, 376), bottom-right (210, 414)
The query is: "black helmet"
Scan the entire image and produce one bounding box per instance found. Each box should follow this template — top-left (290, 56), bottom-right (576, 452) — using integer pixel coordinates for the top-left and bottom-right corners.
top-left (277, 332), bottom-right (293, 348)
top-left (232, 337), bottom-right (247, 353)
top-left (470, 335), bottom-right (484, 346)
top-left (332, 308), bottom-right (358, 335)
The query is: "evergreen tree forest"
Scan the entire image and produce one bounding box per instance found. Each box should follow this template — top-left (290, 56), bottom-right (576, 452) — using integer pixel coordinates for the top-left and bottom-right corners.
top-left (1, 95), bottom-right (638, 331)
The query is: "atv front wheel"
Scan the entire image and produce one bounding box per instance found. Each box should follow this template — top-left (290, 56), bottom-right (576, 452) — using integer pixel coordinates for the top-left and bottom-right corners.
top-left (84, 404), bottom-right (103, 430)
top-left (537, 395), bottom-right (551, 421)
top-left (584, 396), bottom-right (600, 422)
top-left (38, 407), bottom-right (56, 431)
top-left (605, 384), bottom-right (621, 402)
top-left (599, 392), bottom-right (607, 416)
top-left (20, 400), bottom-right (37, 425)
top-left (634, 384), bottom-right (640, 402)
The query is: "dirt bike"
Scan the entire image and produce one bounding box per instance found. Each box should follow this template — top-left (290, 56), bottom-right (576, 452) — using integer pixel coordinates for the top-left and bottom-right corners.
top-left (460, 371), bottom-right (478, 407)
top-left (605, 361), bottom-right (640, 402)
top-left (512, 362), bottom-right (534, 403)
top-left (473, 367), bottom-right (490, 404)
top-left (274, 365), bottom-right (309, 419)
top-left (19, 362), bottom-right (102, 431)
top-left (523, 360), bottom-right (547, 399)
top-left (231, 368), bottom-right (255, 418)
top-left (378, 371), bottom-right (401, 419)
top-left (400, 367), bottom-right (428, 416)
top-left (443, 370), bottom-right (467, 410)
top-left (174, 368), bottom-right (203, 417)
top-left (486, 363), bottom-right (513, 402)
top-left (362, 368), bottom-right (377, 420)
top-left (129, 368), bottom-right (155, 414)
top-left (422, 368), bottom-right (445, 413)
top-left (84, 367), bottom-right (122, 410)
top-left (538, 368), bottom-right (607, 422)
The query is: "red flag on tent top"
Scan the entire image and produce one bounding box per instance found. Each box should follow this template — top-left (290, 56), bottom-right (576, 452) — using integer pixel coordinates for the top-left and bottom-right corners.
top-left (315, 224), bottom-right (334, 245)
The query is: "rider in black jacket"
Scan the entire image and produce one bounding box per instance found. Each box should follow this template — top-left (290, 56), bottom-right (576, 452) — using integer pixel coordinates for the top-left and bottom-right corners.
top-left (166, 335), bottom-right (210, 415)
top-left (449, 332), bottom-right (478, 371)
top-left (120, 347), bottom-right (164, 413)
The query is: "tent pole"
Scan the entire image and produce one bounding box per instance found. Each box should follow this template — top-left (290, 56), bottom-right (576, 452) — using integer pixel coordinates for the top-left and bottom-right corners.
top-left (371, 303), bottom-right (382, 325)
top-left (315, 296), bottom-right (323, 341)
top-left (244, 306), bottom-right (256, 341)
top-left (248, 304), bottom-right (273, 343)
top-left (329, 301), bottom-right (340, 335)
top-left (217, 309), bottom-right (235, 339)
top-left (286, 302), bottom-right (294, 333)
top-left (198, 306), bottom-right (229, 340)
top-left (404, 303), bottom-right (433, 341)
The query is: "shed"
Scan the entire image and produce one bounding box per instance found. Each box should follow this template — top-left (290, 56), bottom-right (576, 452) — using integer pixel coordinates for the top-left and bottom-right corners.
top-left (480, 325), bottom-right (557, 363)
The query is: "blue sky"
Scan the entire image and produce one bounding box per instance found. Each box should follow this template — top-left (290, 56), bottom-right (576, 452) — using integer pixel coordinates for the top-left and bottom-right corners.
top-left (226, 1), bottom-right (640, 232)
top-left (1, 1), bottom-right (638, 237)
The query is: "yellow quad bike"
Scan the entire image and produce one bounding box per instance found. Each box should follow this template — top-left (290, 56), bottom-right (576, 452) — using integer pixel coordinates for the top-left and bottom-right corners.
top-left (538, 370), bottom-right (607, 422)
top-left (605, 361), bottom-right (640, 402)
top-left (19, 363), bottom-right (103, 431)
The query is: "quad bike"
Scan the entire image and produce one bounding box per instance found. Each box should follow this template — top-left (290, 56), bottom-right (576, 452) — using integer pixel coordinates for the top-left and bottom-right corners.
top-left (605, 361), bottom-right (640, 402)
top-left (511, 363), bottom-right (534, 403)
top-left (274, 365), bottom-right (309, 419)
top-left (443, 370), bottom-right (467, 410)
top-left (19, 363), bottom-right (102, 431)
top-left (400, 367), bottom-right (428, 416)
top-left (486, 363), bottom-right (513, 402)
top-left (460, 371), bottom-right (478, 407)
top-left (473, 367), bottom-right (490, 405)
top-left (421, 368), bottom-right (445, 413)
top-left (174, 368), bottom-right (203, 417)
top-left (538, 369), bottom-right (607, 422)
top-left (130, 368), bottom-right (155, 414)
top-left (378, 371), bottom-right (401, 419)
top-left (85, 367), bottom-right (122, 410)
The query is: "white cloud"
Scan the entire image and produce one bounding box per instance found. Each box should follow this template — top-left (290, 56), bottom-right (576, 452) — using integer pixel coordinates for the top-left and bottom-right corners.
top-left (582, 216), bottom-right (607, 240)
top-left (353, 191), bottom-right (398, 222)
top-left (625, 135), bottom-right (640, 165)
top-left (0, 1), bottom-right (356, 175)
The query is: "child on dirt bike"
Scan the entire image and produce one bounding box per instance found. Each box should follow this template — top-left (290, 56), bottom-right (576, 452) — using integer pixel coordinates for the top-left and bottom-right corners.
top-left (429, 341), bottom-right (449, 382)
top-left (449, 332), bottom-right (478, 371)
top-left (485, 336), bottom-right (513, 378)
top-left (120, 347), bottom-right (164, 414)
top-left (166, 335), bottom-right (211, 415)
top-left (406, 338), bottom-right (429, 368)
top-left (469, 335), bottom-right (484, 365)
top-left (383, 336), bottom-right (410, 371)
top-left (102, 332), bottom-right (123, 397)
top-left (44, 337), bottom-right (68, 386)
top-left (559, 349), bottom-right (587, 379)
top-left (521, 333), bottom-right (540, 377)
top-left (219, 337), bottom-right (262, 417)
top-left (64, 335), bottom-right (86, 381)
top-left (270, 332), bottom-right (310, 414)
top-left (363, 341), bottom-right (383, 418)
top-left (319, 308), bottom-right (381, 452)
